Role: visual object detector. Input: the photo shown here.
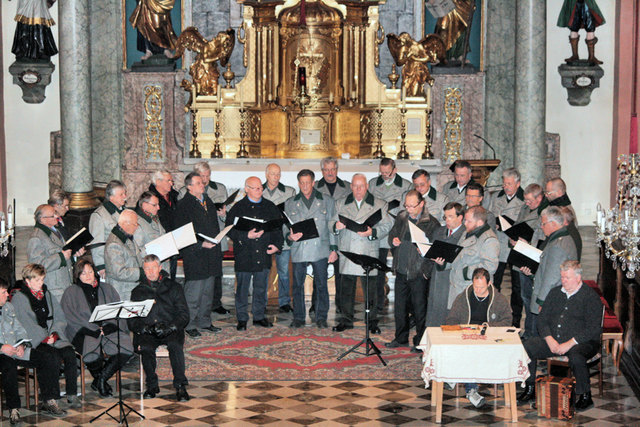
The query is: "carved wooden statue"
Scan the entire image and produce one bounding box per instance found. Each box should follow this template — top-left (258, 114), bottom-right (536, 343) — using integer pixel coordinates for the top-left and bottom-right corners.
top-left (387, 32), bottom-right (446, 97)
top-left (173, 27), bottom-right (235, 99)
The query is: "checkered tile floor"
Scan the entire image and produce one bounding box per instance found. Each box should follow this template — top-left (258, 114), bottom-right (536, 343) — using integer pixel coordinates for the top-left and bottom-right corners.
top-left (8, 227), bottom-right (638, 425)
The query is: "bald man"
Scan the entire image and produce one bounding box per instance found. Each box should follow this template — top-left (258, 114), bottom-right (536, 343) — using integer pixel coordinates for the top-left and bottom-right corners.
top-left (104, 209), bottom-right (144, 300)
top-left (262, 163), bottom-right (296, 313)
top-left (226, 177), bottom-right (285, 331)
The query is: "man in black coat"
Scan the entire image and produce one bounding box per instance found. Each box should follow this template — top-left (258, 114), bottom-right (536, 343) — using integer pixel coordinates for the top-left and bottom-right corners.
top-left (148, 170), bottom-right (180, 279)
top-left (517, 260), bottom-right (603, 411)
top-left (226, 176), bottom-right (284, 331)
top-left (174, 172), bottom-right (223, 338)
top-left (128, 255), bottom-right (190, 401)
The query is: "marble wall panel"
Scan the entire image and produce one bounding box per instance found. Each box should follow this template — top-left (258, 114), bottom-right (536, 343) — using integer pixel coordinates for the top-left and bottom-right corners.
top-left (90, 0), bottom-right (124, 184)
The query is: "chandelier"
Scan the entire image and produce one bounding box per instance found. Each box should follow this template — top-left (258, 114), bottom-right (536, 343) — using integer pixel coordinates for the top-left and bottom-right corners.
top-left (596, 154), bottom-right (640, 278)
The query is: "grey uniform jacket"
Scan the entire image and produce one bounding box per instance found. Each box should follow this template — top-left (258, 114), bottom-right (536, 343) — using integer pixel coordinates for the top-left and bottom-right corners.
top-left (89, 202), bottom-right (122, 271)
top-left (530, 227), bottom-right (578, 313)
top-left (284, 190), bottom-right (337, 263)
top-left (263, 182), bottom-right (296, 250)
top-left (133, 208), bottom-right (169, 271)
top-left (515, 198), bottom-right (549, 250)
top-left (422, 186), bottom-right (450, 225)
top-left (489, 187), bottom-right (525, 263)
top-left (448, 224), bottom-right (499, 308)
top-left (12, 287), bottom-right (72, 350)
top-left (60, 282), bottom-right (134, 363)
top-left (331, 192), bottom-right (393, 276)
top-left (104, 226), bottom-right (144, 301)
top-left (441, 180), bottom-right (470, 205)
top-left (315, 177), bottom-right (351, 200)
top-left (27, 223), bottom-right (73, 299)
top-left (179, 181), bottom-right (230, 251)
top-left (368, 174), bottom-right (412, 249)
top-left (0, 302), bottom-right (30, 360)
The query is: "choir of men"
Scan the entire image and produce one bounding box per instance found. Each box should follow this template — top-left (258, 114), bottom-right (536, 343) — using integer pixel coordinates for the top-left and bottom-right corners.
top-left (10, 160), bottom-right (601, 415)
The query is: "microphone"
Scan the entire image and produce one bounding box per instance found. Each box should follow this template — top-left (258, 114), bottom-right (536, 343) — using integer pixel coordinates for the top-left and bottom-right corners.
top-left (473, 134), bottom-right (496, 160)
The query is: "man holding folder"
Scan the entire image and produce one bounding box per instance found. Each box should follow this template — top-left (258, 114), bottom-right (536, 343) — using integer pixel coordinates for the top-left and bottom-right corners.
top-left (331, 174), bottom-right (393, 333)
top-left (285, 170), bottom-right (337, 328)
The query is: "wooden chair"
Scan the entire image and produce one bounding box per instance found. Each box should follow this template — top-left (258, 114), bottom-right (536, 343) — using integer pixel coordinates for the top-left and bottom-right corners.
top-left (546, 306), bottom-right (605, 396)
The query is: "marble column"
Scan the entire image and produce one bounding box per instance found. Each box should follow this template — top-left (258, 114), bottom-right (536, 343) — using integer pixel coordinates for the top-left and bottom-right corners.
top-left (59, 0), bottom-right (97, 209)
top-left (514, 0), bottom-right (546, 186)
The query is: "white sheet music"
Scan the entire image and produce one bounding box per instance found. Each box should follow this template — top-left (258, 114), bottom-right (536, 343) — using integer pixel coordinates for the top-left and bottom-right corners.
top-left (498, 216), bottom-right (513, 231)
top-left (89, 300), bottom-right (155, 323)
top-left (145, 222), bottom-right (197, 261)
top-left (513, 240), bottom-right (543, 263)
top-left (198, 224), bottom-right (234, 244)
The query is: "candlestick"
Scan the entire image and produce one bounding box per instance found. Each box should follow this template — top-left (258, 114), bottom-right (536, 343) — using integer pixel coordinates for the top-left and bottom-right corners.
top-left (378, 86), bottom-right (382, 110)
top-left (239, 86), bottom-right (244, 109)
top-left (401, 86), bottom-right (406, 109)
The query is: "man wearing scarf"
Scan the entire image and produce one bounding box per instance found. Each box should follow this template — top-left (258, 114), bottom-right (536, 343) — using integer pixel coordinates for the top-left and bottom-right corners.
top-left (89, 180), bottom-right (127, 279)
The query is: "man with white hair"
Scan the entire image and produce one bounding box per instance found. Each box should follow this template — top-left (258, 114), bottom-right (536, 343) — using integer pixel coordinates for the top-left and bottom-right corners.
top-left (262, 163), bottom-right (296, 313)
top-left (89, 180), bottom-right (127, 279)
top-left (148, 170), bottom-right (180, 279)
top-left (104, 209), bottom-right (144, 300)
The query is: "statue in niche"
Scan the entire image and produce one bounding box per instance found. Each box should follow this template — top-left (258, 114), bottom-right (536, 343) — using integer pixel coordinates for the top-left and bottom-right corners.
top-left (557, 0), bottom-right (605, 65)
top-left (11, 0), bottom-right (58, 61)
top-left (387, 32), bottom-right (445, 97)
top-left (173, 27), bottom-right (235, 101)
top-left (432, 0), bottom-right (476, 65)
top-left (130, 0), bottom-right (178, 61)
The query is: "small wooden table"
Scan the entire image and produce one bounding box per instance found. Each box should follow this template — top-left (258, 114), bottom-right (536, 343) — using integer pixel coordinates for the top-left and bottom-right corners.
top-left (417, 327), bottom-right (531, 423)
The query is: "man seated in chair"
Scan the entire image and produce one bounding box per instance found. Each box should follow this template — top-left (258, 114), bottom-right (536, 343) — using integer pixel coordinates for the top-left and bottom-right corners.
top-left (517, 260), bottom-right (603, 411)
top-left (128, 255), bottom-right (190, 401)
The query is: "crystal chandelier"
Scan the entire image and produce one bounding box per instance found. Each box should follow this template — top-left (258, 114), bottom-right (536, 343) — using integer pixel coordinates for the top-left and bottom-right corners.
top-left (596, 154), bottom-right (640, 278)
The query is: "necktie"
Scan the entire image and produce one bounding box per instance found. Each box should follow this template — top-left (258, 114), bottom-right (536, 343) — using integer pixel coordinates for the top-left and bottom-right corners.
top-left (448, 229), bottom-right (452, 237)
top-left (53, 227), bottom-right (64, 241)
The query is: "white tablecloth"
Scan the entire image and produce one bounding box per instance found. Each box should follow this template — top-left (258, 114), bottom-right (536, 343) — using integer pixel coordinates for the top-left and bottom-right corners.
top-left (417, 327), bottom-right (531, 387)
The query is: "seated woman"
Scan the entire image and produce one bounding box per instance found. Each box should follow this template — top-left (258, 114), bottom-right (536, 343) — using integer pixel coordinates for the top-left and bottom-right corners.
top-left (61, 259), bottom-right (134, 397)
top-left (12, 263), bottom-right (79, 410)
top-left (0, 277), bottom-right (63, 423)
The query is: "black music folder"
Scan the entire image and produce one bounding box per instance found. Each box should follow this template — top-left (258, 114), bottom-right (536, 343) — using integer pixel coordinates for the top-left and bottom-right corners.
top-left (507, 241), bottom-right (542, 274)
top-left (424, 240), bottom-right (463, 263)
top-left (214, 189), bottom-right (240, 210)
top-left (339, 209), bottom-right (382, 233)
top-left (387, 199), bottom-right (401, 211)
top-left (503, 222), bottom-right (535, 242)
top-left (233, 216), bottom-right (286, 232)
top-left (62, 227), bottom-right (93, 252)
top-left (290, 218), bottom-right (319, 241)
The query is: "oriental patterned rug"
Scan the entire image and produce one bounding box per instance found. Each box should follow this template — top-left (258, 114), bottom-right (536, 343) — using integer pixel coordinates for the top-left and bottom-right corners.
top-left (157, 326), bottom-right (423, 381)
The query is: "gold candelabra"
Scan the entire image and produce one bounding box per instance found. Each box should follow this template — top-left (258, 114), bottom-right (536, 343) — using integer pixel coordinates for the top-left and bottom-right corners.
top-left (189, 105), bottom-right (202, 158)
top-left (236, 108), bottom-right (249, 158)
top-left (372, 108), bottom-right (385, 159)
top-left (422, 107), bottom-right (434, 159)
top-left (397, 107), bottom-right (409, 159)
top-left (211, 106), bottom-right (223, 158)
top-left (223, 63), bottom-right (235, 89)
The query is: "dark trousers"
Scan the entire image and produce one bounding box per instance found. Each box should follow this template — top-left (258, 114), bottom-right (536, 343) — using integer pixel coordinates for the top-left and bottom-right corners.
top-left (30, 344), bottom-right (77, 399)
top-left (524, 337), bottom-right (599, 394)
top-left (375, 249), bottom-right (389, 311)
top-left (520, 272), bottom-right (537, 338)
top-left (312, 257), bottom-right (340, 312)
top-left (235, 270), bottom-right (269, 322)
top-left (170, 255), bottom-right (178, 281)
top-left (339, 274), bottom-right (378, 327)
top-left (293, 259), bottom-right (329, 322)
top-left (493, 262), bottom-right (523, 327)
top-left (0, 355), bottom-right (22, 409)
top-left (394, 273), bottom-right (427, 346)
top-left (136, 330), bottom-right (187, 389)
top-left (212, 275), bottom-right (224, 309)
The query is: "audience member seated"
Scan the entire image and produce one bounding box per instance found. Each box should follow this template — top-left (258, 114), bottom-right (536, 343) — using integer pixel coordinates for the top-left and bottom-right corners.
top-left (445, 268), bottom-right (512, 408)
top-left (518, 260), bottom-right (603, 411)
top-left (12, 264), bottom-right (78, 413)
top-left (128, 255), bottom-right (190, 401)
top-left (60, 259), bottom-right (134, 397)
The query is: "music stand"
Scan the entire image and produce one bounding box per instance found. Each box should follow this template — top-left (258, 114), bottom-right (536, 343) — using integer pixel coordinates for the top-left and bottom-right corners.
top-left (89, 300), bottom-right (154, 426)
top-left (337, 251), bottom-right (390, 366)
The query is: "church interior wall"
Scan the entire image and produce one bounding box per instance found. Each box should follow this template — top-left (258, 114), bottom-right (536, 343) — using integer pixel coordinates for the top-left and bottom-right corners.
top-left (545, 1), bottom-right (615, 225)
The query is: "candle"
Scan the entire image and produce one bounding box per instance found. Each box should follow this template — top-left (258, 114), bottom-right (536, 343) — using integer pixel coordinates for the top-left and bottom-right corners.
top-left (596, 209), bottom-right (603, 225)
top-left (217, 90), bottom-right (222, 109)
top-left (426, 85), bottom-right (432, 107)
top-left (1, 218), bottom-right (4, 235)
top-left (239, 86), bottom-right (244, 109)
top-left (378, 86), bottom-right (382, 110)
top-left (634, 219), bottom-right (638, 234)
top-left (600, 218), bottom-right (605, 233)
top-left (7, 206), bottom-right (13, 229)
top-left (329, 92), bottom-right (334, 104)
top-left (401, 86), bottom-right (406, 109)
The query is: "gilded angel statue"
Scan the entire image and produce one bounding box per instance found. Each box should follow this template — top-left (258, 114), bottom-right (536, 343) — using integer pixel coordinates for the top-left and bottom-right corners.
top-left (173, 27), bottom-right (235, 99)
top-left (387, 32), bottom-right (446, 97)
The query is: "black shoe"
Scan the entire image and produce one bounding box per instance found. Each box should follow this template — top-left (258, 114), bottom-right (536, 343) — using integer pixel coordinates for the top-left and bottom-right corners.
top-left (385, 340), bottom-right (409, 349)
top-left (185, 329), bottom-right (201, 338)
top-left (317, 320), bottom-right (328, 328)
top-left (575, 392), bottom-right (594, 411)
top-left (410, 346), bottom-right (422, 354)
top-left (91, 377), bottom-right (113, 398)
top-left (369, 323), bottom-right (381, 334)
top-left (253, 318), bottom-right (273, 328)
top-left (41, 399), bottom-right (67, 417)
top-left (517, 384), bottom-right (535, 404)
top-left (279, 304), bottom-right (293, 313)
top-left (202, 325), bottom-right (221, 333)
top-left (213, 306), bottom-right (230, 315)
top-left (290, 319), bottom-right (305, 328)
top-left (176, 386), bottom-right (190, 402)
top-left (237, 321), bottom-right (247, 331)
top-left (332, 323), bottom-right (353, 332)
top-left (143, 385), bottom-right (160, 399)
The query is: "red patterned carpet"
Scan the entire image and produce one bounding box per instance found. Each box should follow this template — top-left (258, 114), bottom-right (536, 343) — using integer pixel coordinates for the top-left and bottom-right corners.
top-left (157, 326), bottom-right (423, 381)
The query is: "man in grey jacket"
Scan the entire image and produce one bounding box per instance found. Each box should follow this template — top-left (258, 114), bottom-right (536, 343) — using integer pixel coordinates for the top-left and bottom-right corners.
top-left (104, 209), bottom-right (144, 300)
top-left (331, 174), bottom-right (393, 332)
top-left (412, 169), bottom-right (449, 225)
top-left (285, 169), bottom-right (337, 328)
top-left (448, 206), bottom-right (499, 308)
top-left (133, 191), bottom-right (168, 271)
top-left (89, 180), bottom-right (127, 279)
top-left (27, 204), bottom-right (83, 301)
top-left (262, 163), bottom-right (297, 313)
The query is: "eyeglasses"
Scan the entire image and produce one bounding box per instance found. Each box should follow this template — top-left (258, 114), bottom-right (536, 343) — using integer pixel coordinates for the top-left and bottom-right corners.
top-left (145, 202), bottom-right (159, 207)
top-left (41, 215), bottom-right (55, 219)
top-left (246, 185), bottom-right (263, 191)
top-left (544, 190), bottom-right (555, 196)
top-left (466, 194), bottom-right (482, 198)
top-left (403, 202), bottom-right (422, 209)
